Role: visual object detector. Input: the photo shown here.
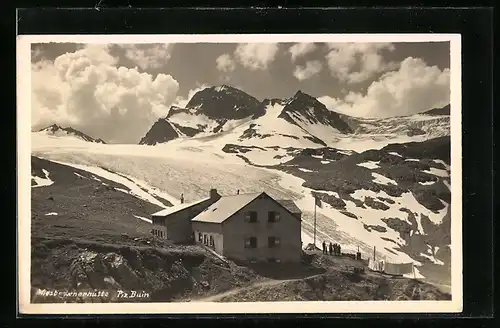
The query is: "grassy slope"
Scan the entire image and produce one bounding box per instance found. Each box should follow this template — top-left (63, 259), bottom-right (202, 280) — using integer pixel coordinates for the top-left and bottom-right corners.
top-left (31, 155), bottom-right (262, 302)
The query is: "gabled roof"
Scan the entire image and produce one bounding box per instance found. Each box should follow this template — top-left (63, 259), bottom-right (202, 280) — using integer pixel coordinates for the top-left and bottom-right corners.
top-left (191, 192), bottom-right (261, 224)
top-left (152, 197), bottom-right (211, 217)
top-left (276, 199), bottom-right (302, 214)
top-left (191, 192), bottom-right (302, 224)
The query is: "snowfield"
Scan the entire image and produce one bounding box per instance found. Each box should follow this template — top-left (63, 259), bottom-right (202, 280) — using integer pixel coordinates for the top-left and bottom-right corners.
top-left (31, 128), bottom-right (451, 274)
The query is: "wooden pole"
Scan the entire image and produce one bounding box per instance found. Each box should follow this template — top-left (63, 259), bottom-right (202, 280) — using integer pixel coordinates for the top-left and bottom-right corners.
top-left (313, 197), bottom-right (317, 248)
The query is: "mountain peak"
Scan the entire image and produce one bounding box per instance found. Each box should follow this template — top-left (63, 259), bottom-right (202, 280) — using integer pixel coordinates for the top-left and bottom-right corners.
top-left (279, 91), bottom-right (353, 135)
top-left (184, 84), bottom-right (263, 120)
top-left (293, 90), bottom-right (314, 99)
top-left (39, 124), bottom-right (63, 132)
top-left (37, 124), bottom-right (106, 144)
top-left (213, 84), bottom-right (232, 92)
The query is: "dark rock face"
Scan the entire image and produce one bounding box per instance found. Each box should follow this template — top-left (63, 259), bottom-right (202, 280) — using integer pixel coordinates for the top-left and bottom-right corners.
top-left (39, 124), bottom-right (107, 144)
top-left (423, 104), bottom-right (450, 116)
top-left (139, 119), bottom-right (178, 145)
top-left (239, 124), bottom-right (273, 141)
top-left (407, 128), bottom-right (426, 137)
top-left (363, 224), bottom-right (387, 233)
top-left (278, 90), bottom-right (353, 134)
top-left (184, 85), bottom-right (263, 120)
top-left (381, 137), bottom-right (451, 164)
top-left (222, 144), bottom-right (266, 154)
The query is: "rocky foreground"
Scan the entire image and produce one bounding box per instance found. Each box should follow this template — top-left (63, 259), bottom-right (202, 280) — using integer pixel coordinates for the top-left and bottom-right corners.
top-left (31, 237), bottom-right (450, 303)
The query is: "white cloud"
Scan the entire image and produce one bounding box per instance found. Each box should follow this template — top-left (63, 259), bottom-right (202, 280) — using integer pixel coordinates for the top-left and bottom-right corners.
top-left (325, 42), bottom-right (397, 84)
top-left (288, 43), bottom-right (317, 62)
top-left (216, 53), bottom-right (236, 73)
top-left (119, 44), bottom-right (172, 70)
top-left (293, 60), bottom-right (323, 81)
top-left (234, 43), bottom-right (279, 70)
top-left (318, 57), bottom-right (450, 118)
top-left (174, 84), bottom-right (209, 108)
top-left (31, 44), bottom-right (179, 144)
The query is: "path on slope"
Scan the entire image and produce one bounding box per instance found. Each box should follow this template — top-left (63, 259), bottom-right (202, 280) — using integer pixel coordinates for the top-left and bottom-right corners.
top-left (191, 274), bottom-right (324, 302)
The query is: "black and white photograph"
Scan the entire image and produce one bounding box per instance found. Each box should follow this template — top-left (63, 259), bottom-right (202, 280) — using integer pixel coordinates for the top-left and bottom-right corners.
top-left (17, 34), bottom-right (462, 314)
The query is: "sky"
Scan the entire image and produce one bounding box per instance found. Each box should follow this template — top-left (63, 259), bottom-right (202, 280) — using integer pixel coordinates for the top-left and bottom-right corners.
top-left (31, 41), bottom-right (450, 144)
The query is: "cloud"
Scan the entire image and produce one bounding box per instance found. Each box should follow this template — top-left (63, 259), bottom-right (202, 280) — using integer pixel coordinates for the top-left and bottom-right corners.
top-left (293, 60), bottom-right (323, 81)
top-left (174, 84), bottom-right (209, 108)
top-left (216, 53), bottom-right (236, 73)
top-left (288, 43), bottom-right (317, 62)
top-left (318, 57), bottom-right (450, 118)
top-left (325, 42), bottom-right (397, 84)
top-left (31, 44), bottom-right (179, 144)
top-left (234, 43), bottom-right (279, 70)
top-left (118, 44), bottom-right (172, 70)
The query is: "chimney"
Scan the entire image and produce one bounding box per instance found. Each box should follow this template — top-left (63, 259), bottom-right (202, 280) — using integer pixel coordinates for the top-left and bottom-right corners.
top-left (180, 193), bottom-right (184, 204)
top-left (209, 188), bottom-right (219, 200)
top-left (237, 189), bottom-right (240, 195)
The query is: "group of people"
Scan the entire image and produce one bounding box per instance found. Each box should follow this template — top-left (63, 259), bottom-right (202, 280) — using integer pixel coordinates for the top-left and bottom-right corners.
top-left (322, 241), bottom-right (342, 256)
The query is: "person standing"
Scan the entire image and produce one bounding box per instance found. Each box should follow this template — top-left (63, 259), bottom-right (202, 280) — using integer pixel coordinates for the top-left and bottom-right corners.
top-left (329, 242), bottom-right (333, 255)
top-left (322, 241), bottom-right (327, 254)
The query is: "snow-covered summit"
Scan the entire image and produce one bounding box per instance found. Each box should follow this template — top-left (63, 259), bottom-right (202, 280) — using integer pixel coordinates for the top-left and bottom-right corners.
top-left (36, 124), bottom-right (106, 144)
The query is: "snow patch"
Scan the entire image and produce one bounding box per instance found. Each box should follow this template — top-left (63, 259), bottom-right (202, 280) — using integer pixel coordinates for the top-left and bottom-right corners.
top-left (134, 215), bottom-right (152, 224)
top-left (418, 181), bottom-right (436, 186)
top-left (315, 190), bottom-right (340, 198)
top-left (423, 167), bottom-right (449, 177)
top-left (419, 252), bottom-right (445, 265)
top-left (298, 168), bottom-right (314, 173)
top-left (356, 161), bottom-right (380, 169)
top-left (73, 172), bottom-right (87, 179)
top-left (45, 212), bottom-right (58, 216)
top-left (371, 172), bottom-right (398, 186)
top-left (321, 160), bottom-right (330, 164)
top-left (388, 152), bottom-right (403, 157)
top-left (433, 159), bottom-right (450, 170)
top-left (32, 169), bottom-right (54, 188)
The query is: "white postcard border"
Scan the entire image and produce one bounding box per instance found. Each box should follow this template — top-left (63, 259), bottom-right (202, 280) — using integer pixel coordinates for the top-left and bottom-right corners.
top-left (17, 33), bottom-right (462, 315)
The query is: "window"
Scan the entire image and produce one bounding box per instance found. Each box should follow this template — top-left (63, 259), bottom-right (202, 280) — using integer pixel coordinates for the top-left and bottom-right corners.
top-left (198, 232), bottom-right (203, 242)
top-left (203, 234), bottom-right (208, 245)
top-left (245, 237), bottom-right (257, 248)
top-left (268, 211), bottom-right (281, 222)
top-left (268, 236), bottom-right (280, 248)
top-left (209, 235), bottom-right (214, 246)
top-left (245, 211), bottom-right (258, 223)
